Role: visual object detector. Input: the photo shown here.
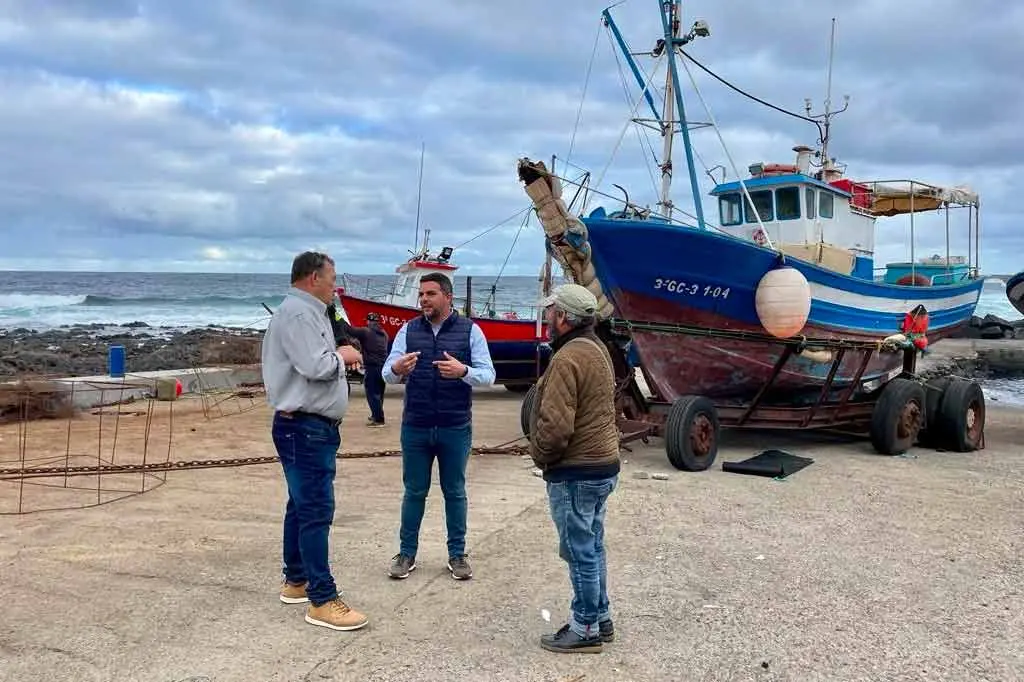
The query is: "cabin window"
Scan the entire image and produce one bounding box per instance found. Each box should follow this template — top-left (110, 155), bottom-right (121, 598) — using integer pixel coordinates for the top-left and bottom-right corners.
top-left (805, 188), bottom-right (817, 219)
top-left (744, 190), bottom-right (774, 223)
top-left (718, 193), bottom-right (742, 226)
top-left (775, 187), bottom-right (800, 220)
top-left (819, 191), bottom-right (834, 219)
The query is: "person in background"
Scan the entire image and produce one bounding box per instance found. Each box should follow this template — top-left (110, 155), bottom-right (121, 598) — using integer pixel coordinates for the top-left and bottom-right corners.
top-left (332, 311), bottom-right (389, 427)
top-left (382, 272), bottom-right (495, 581)
top-left (528, 283), bottom-right (621, 654)
top-left (260, 250), bottom-right (368, 632)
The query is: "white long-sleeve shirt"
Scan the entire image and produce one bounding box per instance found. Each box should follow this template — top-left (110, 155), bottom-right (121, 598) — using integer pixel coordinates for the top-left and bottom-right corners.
top-left (261, 287), bottom-right (349, 420)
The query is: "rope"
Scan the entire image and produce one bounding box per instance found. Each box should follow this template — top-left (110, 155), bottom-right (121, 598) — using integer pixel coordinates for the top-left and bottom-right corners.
top-left (453, 206), bottom-right (532, 250)
top-left (566, 18), bottom-right (604, 168)
top-left (482, 211), bottom-right (531, 314)
top-left (679, 50), bottom-right (825, 142)
top-left (606, 25), bottom-right (663, 204)
top-left (677, 51), bottom-right (778, 255)
top-left (584, 53), bottom-right (660, 215)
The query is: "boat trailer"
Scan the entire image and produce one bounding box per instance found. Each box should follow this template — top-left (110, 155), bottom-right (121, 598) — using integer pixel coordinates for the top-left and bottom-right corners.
top-left (519, 318), bottom-right (986, 472)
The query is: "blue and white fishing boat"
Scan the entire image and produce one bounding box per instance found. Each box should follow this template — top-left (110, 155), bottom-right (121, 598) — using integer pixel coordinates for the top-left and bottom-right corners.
top-left (517, 1), bottom-right (986, 463)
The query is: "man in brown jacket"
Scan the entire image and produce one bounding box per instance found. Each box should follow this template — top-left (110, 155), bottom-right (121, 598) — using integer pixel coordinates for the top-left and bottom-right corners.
top-left (529, 283), bottom-right (620, 654)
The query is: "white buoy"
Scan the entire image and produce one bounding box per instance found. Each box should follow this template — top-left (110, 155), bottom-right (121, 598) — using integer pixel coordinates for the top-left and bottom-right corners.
top-left (754, 266), bottom-right (812, 338)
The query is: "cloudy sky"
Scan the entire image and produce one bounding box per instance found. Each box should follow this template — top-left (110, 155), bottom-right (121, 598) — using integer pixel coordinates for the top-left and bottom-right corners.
top-left (0, 0), bottom-right (1020, 275)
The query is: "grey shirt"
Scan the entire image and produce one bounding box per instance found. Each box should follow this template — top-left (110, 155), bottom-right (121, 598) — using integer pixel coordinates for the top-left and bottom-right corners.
top-left (261, 287), bottom-right (349, 421)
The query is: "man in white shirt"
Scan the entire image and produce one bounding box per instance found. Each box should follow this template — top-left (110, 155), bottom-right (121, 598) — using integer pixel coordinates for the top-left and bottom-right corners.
top-left (261, 250), bottom-right (367, 632)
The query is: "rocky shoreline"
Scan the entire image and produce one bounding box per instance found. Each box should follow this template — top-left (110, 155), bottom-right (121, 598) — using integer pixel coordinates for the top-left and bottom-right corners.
top-left (0, 323), bottom-right (264, 378)
top-left (952, 313), bottom-right (1024, 340)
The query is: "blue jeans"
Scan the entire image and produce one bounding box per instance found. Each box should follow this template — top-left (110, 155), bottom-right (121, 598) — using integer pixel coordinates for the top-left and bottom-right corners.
top-left (363, 364), bottom-right (385, 423)
top-left (547, 476), bottom-right (618, 639)
top-left (399, 423), bottom-right (472, 558)
top-left (272, 412), bottom-right (341, 606)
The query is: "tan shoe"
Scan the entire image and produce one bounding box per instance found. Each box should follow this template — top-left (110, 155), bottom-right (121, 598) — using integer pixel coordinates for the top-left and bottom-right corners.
top-left (280, 581), bottom-right (309, 604)
top-left (305, 598), bottom-right (369, 631)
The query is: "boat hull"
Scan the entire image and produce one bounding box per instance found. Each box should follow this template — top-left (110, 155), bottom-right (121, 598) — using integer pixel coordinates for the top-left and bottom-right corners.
top-left (582, 215), bottom-right (984, 402)
top-left (338, 294), bottom-right (551, 385)
top-left (1006, 271), bottom-right (1024, 317)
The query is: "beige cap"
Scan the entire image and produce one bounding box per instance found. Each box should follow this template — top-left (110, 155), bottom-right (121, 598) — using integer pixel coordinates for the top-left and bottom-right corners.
top-left (540, 283), bottom-right (598, 317)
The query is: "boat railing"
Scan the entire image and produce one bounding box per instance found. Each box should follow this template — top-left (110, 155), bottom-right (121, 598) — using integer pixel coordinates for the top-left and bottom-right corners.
top-left (852, 178), bottom-right (980, 216)
top-left (871, 267), bottom-right (979, 286)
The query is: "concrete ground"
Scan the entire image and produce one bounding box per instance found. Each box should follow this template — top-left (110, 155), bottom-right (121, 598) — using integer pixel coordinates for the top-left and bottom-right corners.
top-left (1, 380), bottom-right (1022, 682)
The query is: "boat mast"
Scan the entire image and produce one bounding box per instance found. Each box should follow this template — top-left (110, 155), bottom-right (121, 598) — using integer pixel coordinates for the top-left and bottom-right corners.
top-left (656, 6), bottom-right (677, 218)
top-left (602, 2), bottom-right (709, 228)
top-left (414, 141), bottom-right (425, 251)
top-left (658, 0), bottom-right (707, 229)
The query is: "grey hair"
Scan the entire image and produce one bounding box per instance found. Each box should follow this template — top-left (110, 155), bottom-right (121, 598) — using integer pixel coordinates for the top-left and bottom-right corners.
top-left (559, 308), bottom-right (597, 329)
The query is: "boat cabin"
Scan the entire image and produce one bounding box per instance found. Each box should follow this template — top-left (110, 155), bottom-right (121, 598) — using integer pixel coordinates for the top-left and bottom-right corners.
top-left (387, 242), bottom-right (458, 308)
top-left (709, 145), bottom-right (981, 286)
top-left (710, 145), bottom-right (877, 280)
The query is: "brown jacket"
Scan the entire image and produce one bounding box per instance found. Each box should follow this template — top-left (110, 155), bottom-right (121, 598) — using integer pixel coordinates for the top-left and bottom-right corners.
top-left (529, 328), bottom-right (620, 482)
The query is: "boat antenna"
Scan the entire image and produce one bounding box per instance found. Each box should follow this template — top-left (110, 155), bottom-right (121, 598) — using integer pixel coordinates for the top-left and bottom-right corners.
top-left (414, 141), bottom-right (425, 249)
top-left (804, 18), bottom-right (849, 177)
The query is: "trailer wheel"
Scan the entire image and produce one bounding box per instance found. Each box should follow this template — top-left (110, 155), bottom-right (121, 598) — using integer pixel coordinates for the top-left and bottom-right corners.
top-left (505, 383), bottom-right (533, 394)
top-left (932, 378), bottom-right (985, 452)
top-left (520, 383), bottom-right (538, 438)
top-left (918, 375), bottom-right (953, 446)
top-left (869, 377), bottom-right (925, 455)
top-left (664, 395), bottom-right (720, 471)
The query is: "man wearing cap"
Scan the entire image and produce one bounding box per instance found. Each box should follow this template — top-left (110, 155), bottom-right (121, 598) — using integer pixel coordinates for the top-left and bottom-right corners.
top-left (528, 283), bottom-right (621, 654)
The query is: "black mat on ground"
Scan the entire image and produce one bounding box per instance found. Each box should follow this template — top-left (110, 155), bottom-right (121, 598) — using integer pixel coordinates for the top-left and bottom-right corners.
top-left (721, 449), bottom-right (814, 479)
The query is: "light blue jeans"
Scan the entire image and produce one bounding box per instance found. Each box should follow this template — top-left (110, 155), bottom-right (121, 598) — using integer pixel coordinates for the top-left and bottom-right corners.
top-left (546, 475), bottom-right (617, 638)
top-left (398, 423), bottom-right (473, 558)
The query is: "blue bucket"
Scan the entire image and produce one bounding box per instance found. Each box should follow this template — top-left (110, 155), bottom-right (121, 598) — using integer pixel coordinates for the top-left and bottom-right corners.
top-left (108, 344), bottom-right (126, 378)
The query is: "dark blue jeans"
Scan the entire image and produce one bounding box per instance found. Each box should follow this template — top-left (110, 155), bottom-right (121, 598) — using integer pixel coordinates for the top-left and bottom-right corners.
top-left (547, 476), bottom-right (618, 639)
top-left (272, 412), bottom-right (341, 606)
top-left (399, 422), bottom-right (472, 559)
top-left (363, 364), bottom-right (385, 423)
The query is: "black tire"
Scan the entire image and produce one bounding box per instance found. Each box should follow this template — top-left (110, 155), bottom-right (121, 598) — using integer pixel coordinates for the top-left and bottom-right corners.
top-left (664, 395), bottom-right (720, 471)
top-left (520, 383), bottom-right (538, 438)
top-left (505, 383), bottom-right (533, 394)
top-left (918, 375), bottom-right (953, 446)
top-left (869, 377), bottom-right (925, 455)
top-left (932, 378), bottom-right (985, 452)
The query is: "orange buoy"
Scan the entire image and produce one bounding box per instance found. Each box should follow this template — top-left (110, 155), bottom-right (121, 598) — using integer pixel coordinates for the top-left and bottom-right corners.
top-left (754, 266), bottom-right (812, 338)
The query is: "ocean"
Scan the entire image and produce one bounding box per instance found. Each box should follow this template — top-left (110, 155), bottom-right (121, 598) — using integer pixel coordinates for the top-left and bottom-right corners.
top-left (0, 270), bottom-right (1018, 332)
top-left (0, 271), bottom-right (557, 332)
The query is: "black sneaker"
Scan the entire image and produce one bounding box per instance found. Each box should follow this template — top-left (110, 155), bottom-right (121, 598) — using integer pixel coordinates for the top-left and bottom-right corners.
top-left (540, 624), bottom-right (603, 654)
top-left (447, 554), bottom-right (473, 580)
top-left (599, 619), bottom-right (614, 643)
top-left (388, 553), bottom-right (416, 579)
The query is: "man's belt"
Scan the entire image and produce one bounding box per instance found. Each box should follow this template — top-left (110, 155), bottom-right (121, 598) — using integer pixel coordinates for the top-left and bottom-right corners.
top-left (275, 410), bottom-right (341, 427)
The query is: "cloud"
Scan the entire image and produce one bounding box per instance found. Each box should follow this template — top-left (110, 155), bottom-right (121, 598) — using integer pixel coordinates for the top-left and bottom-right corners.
top-left (0, 0), bottom-right (1021, 276)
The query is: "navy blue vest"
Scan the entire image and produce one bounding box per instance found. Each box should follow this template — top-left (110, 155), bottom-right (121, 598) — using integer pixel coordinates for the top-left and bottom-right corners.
top-left (402, 311), bottom-right (474, 428)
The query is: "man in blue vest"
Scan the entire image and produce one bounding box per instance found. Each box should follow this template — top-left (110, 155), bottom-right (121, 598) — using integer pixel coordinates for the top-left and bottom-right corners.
top-left (382, 272), bottom-right (496, 581)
